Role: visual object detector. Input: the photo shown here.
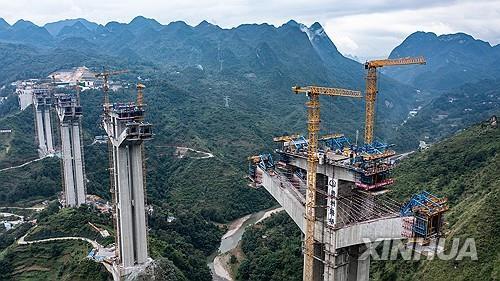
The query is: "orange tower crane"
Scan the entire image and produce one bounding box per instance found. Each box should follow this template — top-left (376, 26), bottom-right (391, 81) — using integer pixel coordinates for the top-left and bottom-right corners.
top-left (292, 85), bottom-right (362, 281)
top-left (364, 57), bottom-right (426, 144)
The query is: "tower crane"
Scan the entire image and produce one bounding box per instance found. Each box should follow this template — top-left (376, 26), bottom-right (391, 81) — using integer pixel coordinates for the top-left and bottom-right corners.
top-left (95, 69), bottom-right (128, 108)
top-left (364, 56), bottom-right (425, 144)
top-left (292, 85), bottom-right (362, 281)
top-left (136, 83), bottom-right (146, 107)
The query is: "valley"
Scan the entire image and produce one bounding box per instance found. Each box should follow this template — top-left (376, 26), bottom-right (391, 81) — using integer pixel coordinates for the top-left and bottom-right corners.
top-left (0, 10), bottom-right (498, 281)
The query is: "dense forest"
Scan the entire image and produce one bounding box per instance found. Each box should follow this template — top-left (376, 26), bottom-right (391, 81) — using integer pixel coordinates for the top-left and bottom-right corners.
top-left (237, 212), bottom-right (303, 281)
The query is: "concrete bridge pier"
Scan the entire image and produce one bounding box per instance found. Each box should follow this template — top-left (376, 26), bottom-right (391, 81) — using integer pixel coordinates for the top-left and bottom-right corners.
top-left (257, 165), bottom-right (401, 281)
top-left (56, 94), bottom-right (86, 207)
top-left (103, 103), bottom-right (153, 277)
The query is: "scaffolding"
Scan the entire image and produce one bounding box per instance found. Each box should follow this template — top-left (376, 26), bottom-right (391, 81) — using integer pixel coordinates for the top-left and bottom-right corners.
top-left (273, 133), bottom-right (396, 192)
top-left (400, 191), bottom-right (449, 241)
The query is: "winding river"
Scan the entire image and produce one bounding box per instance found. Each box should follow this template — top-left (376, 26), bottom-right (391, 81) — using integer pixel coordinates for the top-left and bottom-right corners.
top-left (208, 207), bottom-right (283, 281)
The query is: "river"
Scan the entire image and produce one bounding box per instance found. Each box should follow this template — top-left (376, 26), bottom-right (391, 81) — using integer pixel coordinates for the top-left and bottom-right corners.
top-left (208, 207), bottom-right (283, 281)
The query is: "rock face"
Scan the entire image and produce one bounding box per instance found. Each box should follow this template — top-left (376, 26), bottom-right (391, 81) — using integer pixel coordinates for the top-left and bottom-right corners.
top-left (123, 258), bottom-right (186, 281)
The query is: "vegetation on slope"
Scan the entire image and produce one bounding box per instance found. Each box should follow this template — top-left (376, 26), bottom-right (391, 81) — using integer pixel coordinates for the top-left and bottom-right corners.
top-left (237, 212), bottom-right (303, 281)
top-left (0, 240), bottom-right (110, 281)
top-left (372, 121), bottom-right (500, 281)
top-left (0, 103), bottom-right (38, 169)
top-left (0, 157), bottom-right (60, 205)
top-left (390, 79), bottom-right (500, 151)
top-left (26, 204), bottom-right (115, 246)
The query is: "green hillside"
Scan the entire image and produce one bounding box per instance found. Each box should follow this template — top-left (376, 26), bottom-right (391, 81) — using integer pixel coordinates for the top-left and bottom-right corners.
top-left (0, 239), bottom-right (110, 281)
top-left (390, 79), bottom-right (500, 151)
top-left (372, 120), bottom-right (500, 281)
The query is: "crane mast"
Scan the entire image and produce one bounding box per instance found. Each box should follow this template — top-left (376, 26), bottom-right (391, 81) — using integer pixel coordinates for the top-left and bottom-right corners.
top-left (136, 83), bottom-right (146, 108)
top-left (364, 56), bottom-right (425, 144)
top-left (293, 85), bottom-right (362, 281)
top-left (95, 69), bottom-right (128, 110)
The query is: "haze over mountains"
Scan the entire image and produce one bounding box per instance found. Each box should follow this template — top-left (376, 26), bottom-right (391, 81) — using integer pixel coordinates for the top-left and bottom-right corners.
top-left (2, 16), bottom-right (499, 91)
top-left (0, 16), bottom-right (418, 140)
top-left (0, 15), bottom-right (499, 281)
top-left (0, 15), bottom-right (498, 145)
top-left (385, 31), bottom-right (500, 91)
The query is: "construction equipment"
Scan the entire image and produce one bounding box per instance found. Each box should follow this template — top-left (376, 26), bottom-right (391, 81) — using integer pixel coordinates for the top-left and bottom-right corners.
top-left (364, 56), bottom-right (425, 144)
top-left (401, 191), bottom-right (449, 241)
top-left (96, 69), bottom-right (127, 260)
top-left (273, 134), bottom-right (301, 142)
top-left (95, 69), bottom-right (128, 107)
top-left (136, 83), bottom-right (146, 107)
top-left (292, 85), bottom-right (362, 281)
top-left (248, 153), bottom-right (275, 185)
top-left (318, 133), bottom-right (344, 141)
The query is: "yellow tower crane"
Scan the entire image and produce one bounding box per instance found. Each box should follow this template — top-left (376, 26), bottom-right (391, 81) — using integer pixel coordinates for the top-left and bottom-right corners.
top-left (136, 83), bottom-right (146, 107)
top-left (95, 69), bottom-right (129, 108)
top-left (364, 56), bottom-right (426, 144)
top-left (292, 85), bottom-right (362, 281)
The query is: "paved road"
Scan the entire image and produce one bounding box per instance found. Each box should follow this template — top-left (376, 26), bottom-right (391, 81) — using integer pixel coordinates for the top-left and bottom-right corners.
top-left (0, 206), bottom-right (46, 211)
top-left (0, 156), bottom-right (47, 173)
top-left (17, 227), bottom-right (119, 281)
top-left (156, 145), bottom-right (215, 159)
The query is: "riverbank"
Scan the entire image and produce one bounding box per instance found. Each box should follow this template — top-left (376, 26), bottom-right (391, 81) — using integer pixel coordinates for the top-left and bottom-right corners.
top-left (209, 207), bottom-right (284, 281)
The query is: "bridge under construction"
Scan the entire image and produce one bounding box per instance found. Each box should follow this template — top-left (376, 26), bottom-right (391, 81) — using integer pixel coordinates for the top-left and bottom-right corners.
top-left (248, 57), bottom-right (448, 281)
top-left (100, 72), bottom-right (153, 278)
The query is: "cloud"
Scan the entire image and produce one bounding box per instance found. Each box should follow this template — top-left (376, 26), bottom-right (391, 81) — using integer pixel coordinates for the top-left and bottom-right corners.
top-left (0, 0), bottom-right (498, 58)
top-left (324, 0), bottom-right (500, 58)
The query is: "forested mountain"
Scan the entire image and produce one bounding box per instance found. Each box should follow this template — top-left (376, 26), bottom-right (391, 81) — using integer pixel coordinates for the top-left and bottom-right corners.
top-left (0, 16), bottom-right (418, 141)
top-left (0, 16), bottom-right (409, 280)
top-left (390, 79), bottom-right (500, 151)
top-left (371, 120), bottom-right (500, 281)
top-left (0, 15), bottom-right (498, 280)
top-left (383, 31), bottom-right (500, 91)
top-left (238, 120), bottom-right (500, 281)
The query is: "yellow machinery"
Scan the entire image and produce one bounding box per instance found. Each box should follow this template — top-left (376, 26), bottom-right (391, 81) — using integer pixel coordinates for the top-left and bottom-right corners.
top-left (136, 83), bottom-right (146, 107)
top-left (364, 57), bottom-right (426, 144)
top-left (292, 85), bottom-right (362, 281)
top-left (95, 69), bottom-right (129, 107)
top-left (273, 134), bottom-right (301, 142)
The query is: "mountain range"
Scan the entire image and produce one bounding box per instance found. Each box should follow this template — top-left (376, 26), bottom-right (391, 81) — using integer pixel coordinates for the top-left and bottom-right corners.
top-left (0, 16), bottom-right (499, 280)
top-left (384, 31), bottom-right (500, 91)
top-left (0, 16), bottom-right (424, 142)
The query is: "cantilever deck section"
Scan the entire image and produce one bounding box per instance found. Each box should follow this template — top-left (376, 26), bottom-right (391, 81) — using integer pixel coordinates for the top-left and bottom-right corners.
top-left (250, 151), bottom-right (404, 281)
top-left (103, 102), bottom-right (152, 276)
top-left (55, 93), bottom-right (86, 207)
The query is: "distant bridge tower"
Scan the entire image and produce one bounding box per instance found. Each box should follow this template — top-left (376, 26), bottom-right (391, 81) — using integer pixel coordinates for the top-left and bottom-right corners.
top-left (32, 87), bottom-right (54, 157)
top-left (55, 88), bottom-right (86, 207)
top-left (102, 85), bottom-right (153, 276)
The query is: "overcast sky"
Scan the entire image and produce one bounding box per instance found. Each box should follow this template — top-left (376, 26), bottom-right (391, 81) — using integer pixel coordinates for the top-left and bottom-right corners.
top-left (1, 0), bottom-right (499, 59)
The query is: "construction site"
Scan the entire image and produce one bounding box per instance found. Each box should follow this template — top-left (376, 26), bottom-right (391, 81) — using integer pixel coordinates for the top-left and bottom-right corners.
top-left (12, 68), bottom-right (154, 280)
top-left (248, 57), bottom-right (449, 281)
top-left (10, 58), bottom-right (451, 281)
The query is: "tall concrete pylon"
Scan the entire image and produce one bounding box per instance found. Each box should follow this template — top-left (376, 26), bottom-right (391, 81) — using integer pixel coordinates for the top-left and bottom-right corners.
top-left (55, 93), bottom-right (86, 207)
top-left (33, 88), bottom-right (54, 157)
top-left (103, 100), bottom-right (153, 276)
